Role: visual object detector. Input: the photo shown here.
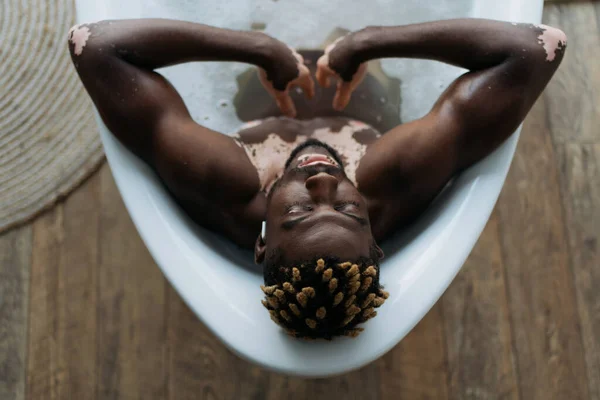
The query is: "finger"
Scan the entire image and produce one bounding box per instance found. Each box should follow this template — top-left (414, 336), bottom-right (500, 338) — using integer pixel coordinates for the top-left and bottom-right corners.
top-left (275, 91), bottom-right (296, 118)
top-left (333, 81), bottom-right (354, 111)
top-left (299, 73), bottom-right (315, 99)
top-left (316, 58), bottom-right (335, 88)
top-left (257, 68), bottom-right (277, 97)
top-left (315, 66), bottom-right (329, 88)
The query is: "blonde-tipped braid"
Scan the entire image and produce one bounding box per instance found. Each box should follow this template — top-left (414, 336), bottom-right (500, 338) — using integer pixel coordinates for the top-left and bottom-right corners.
top-left (344, 295), bottom-right (356, 308)
top-left (296, 292), bottom-right (308, 308)
top-left (344, 328), bottom-right (364, 337)
top-left (361, 293), bottom-right (376, 308)
top-left (328, 278), bottom-right (338, 293)
top-left (315, 258), bottom-right (325, 273)
top-left (348, 281), bottom-right (360, 295)
top-left (316, 307), bottom-right (327, 320)
top-left (274, 289), bottom-right (286, 302)
top-left (363, 266), bottom-right (377, 276)
top-left (333, 292), bottom-right (344, 306)
top-left (360, 277), bottom-right (373, 292)
top-left (261, 258), bottom-right (388, 339)
top-left (280, 310), bottom-right (292, 322)
top-left (289, 303), bottom-right (301, 317)
top-left (346, 264), bottom-right (360, 277)
top-left (283, 282), bottom-right (296, 294)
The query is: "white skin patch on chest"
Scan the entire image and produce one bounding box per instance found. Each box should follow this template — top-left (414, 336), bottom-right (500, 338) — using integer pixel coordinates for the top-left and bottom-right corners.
top-left (311, 123), bottom-right (375, 185)
top-left (236, 120), bottom-right (380, 192)
top-left (240, 133), bottom-right (307, 192)
top-left (69, 25), bottom-right (92, 56)
top-left (535, 24), bottom-right (567, 62)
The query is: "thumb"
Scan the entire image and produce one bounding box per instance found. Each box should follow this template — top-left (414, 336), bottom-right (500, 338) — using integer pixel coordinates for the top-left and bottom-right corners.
top-left (275, 91), bottom-right (297, 118)
top-left (333, 81), bottom-right (354, 111)
top-left (316, 55), bottom-right (336, 88)
top-left (299, 73), bottom-right (315, 99)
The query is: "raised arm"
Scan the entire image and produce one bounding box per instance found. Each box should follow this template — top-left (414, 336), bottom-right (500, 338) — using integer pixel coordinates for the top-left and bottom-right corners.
top-left (319, 19), bottom-right (566, 169)
top-left (68, 19), bottom-right (313, 160)
top-left (68, 19), bottom-right (316, 246)
top-left (316, 19), bottom-right (566, 236)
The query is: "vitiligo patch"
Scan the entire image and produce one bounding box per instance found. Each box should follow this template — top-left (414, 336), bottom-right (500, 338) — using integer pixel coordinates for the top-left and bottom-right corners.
top-left (535, 24), bottom-right (567, 62)
top-left (69, 24), bottom-right (91, 56)
top-left (235, 120), bottom-right (379, 192)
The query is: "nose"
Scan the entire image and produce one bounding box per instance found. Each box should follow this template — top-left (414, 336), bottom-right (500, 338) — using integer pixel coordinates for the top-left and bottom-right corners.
top-left (305, 172), bottom-right (339, 203)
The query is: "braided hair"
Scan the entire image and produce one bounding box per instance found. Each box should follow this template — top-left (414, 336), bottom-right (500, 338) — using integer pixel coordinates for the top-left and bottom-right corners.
top-left (261, 252), bottom-right (388, 340)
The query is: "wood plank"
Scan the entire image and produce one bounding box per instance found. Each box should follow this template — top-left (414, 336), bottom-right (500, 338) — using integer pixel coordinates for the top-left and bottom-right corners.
top-left (59, 172), bottom-right (100, 399)
top-left (26, 172), bottom-right (100, 399)
top-left (27, 206), bottom-right (65, 399)
top-left (379, 302), bottom-right (449, 400)
top-left (263, 353), bottom-right (381, 400)
top-left (556, 143), bottom-right (600, 399)
top-left (542, 2), bottom-right (600, 144)
top-left (495, 98), bottom-right (588, 400)
top-left (0, 226), bottom-right (32, 400)
top-left (298, 363), bottom-right (381, 400)
top-left (442, 211), bottom-right (519, 400)
top-left (166, 286), bottom-right (238, 400)
top-left (97, 165), bottom-right (168, 399)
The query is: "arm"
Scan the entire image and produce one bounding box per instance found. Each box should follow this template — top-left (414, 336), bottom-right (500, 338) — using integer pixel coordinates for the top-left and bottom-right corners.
top-left (319, 19), bottom-right (566, 170)
top-left (68, 19), bottom-right (312, 160)
top-left (317, 19), bottom-right (566, 235)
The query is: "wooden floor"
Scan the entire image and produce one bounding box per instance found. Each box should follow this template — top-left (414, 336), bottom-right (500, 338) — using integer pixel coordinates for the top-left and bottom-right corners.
top-left (1, 3), bottom-right (599, 399)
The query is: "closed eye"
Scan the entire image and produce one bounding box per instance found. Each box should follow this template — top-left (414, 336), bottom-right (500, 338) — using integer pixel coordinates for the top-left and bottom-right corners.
top-left (284, 201), bottom-right (313, 215)
top-left (335, 201), bottom-right (360, 212)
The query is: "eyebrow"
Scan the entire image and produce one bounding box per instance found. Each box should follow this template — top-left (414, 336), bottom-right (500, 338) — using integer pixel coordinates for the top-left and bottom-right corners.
top-left (347, 214), bottom-right (369, 227)
top-left (282, 216), bottom-right (309, 230)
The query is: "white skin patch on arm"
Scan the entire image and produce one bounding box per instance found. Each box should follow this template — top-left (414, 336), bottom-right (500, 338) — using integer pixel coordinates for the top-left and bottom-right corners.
top-left (69, 24), bottom-right (92, 56)
top-left (535, 24), bottom-right (567, 62)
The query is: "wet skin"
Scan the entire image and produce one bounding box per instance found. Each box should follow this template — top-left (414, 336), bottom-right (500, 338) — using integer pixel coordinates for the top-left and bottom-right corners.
top-left (68, 19), bottom-right (566, 261)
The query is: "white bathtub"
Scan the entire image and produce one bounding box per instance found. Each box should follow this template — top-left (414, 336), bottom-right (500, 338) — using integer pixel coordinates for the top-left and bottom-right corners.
top-left (76, 0), bottom-right (543, 377)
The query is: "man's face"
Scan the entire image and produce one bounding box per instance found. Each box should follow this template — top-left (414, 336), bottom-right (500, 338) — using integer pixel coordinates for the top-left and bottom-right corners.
top-left (262, 143), bottom-right (375, 262)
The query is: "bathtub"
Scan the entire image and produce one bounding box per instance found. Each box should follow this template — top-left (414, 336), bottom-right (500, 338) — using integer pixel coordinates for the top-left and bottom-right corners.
top-left (76, 0), bottom-right (543, 377)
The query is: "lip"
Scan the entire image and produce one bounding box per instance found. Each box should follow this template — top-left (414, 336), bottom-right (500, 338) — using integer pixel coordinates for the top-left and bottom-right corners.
top-left (297, 154), bottom-right (338, 168)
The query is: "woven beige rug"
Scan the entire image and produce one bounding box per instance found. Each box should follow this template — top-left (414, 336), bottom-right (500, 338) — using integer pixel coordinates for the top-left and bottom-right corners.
top-left (0, 0), bottom-right (104, 233)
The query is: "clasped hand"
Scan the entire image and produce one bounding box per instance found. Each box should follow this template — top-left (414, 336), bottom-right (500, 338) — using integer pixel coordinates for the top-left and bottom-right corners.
top-left (258, 31), bottom-right (367, 118)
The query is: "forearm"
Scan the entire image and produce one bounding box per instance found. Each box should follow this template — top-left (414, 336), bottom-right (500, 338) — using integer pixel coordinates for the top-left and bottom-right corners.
top-left (68, 19), bottom-right (273, 69)
top-left (355, 19), bottom-right (566, 71)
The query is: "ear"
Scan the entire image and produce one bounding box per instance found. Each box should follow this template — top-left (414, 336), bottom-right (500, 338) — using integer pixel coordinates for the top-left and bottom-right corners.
top-left (254, 234), bottom-right (266, 265)
top-left (375, 244), bottom-right (384, 260)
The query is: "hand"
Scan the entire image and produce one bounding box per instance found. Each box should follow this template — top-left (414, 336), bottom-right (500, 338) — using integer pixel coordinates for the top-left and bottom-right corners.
top-left (316, 34), bottom-right (367, 110)
top-left (259, 45), bottom-right (314, 118)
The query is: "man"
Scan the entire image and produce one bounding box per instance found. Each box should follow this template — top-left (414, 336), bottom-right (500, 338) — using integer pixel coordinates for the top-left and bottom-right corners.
top-left (68, 18), bottom-right (566, 339)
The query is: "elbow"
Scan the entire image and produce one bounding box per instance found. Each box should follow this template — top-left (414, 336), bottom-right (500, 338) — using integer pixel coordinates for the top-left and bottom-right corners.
top-left (67, 24), bottom-right (93, 57)
top-left (68, 21), bottom-right (112, 57)
top-left (535, 24), bottom-right (567, 63)
top-left (540, 25), bottom-right (567, 46)
top-left (508, 24), bottom-right (566, 80)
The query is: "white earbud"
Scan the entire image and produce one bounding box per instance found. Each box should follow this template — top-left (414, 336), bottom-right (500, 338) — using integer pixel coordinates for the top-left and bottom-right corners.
top-left (261, 220), bottom-right (266, 241)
